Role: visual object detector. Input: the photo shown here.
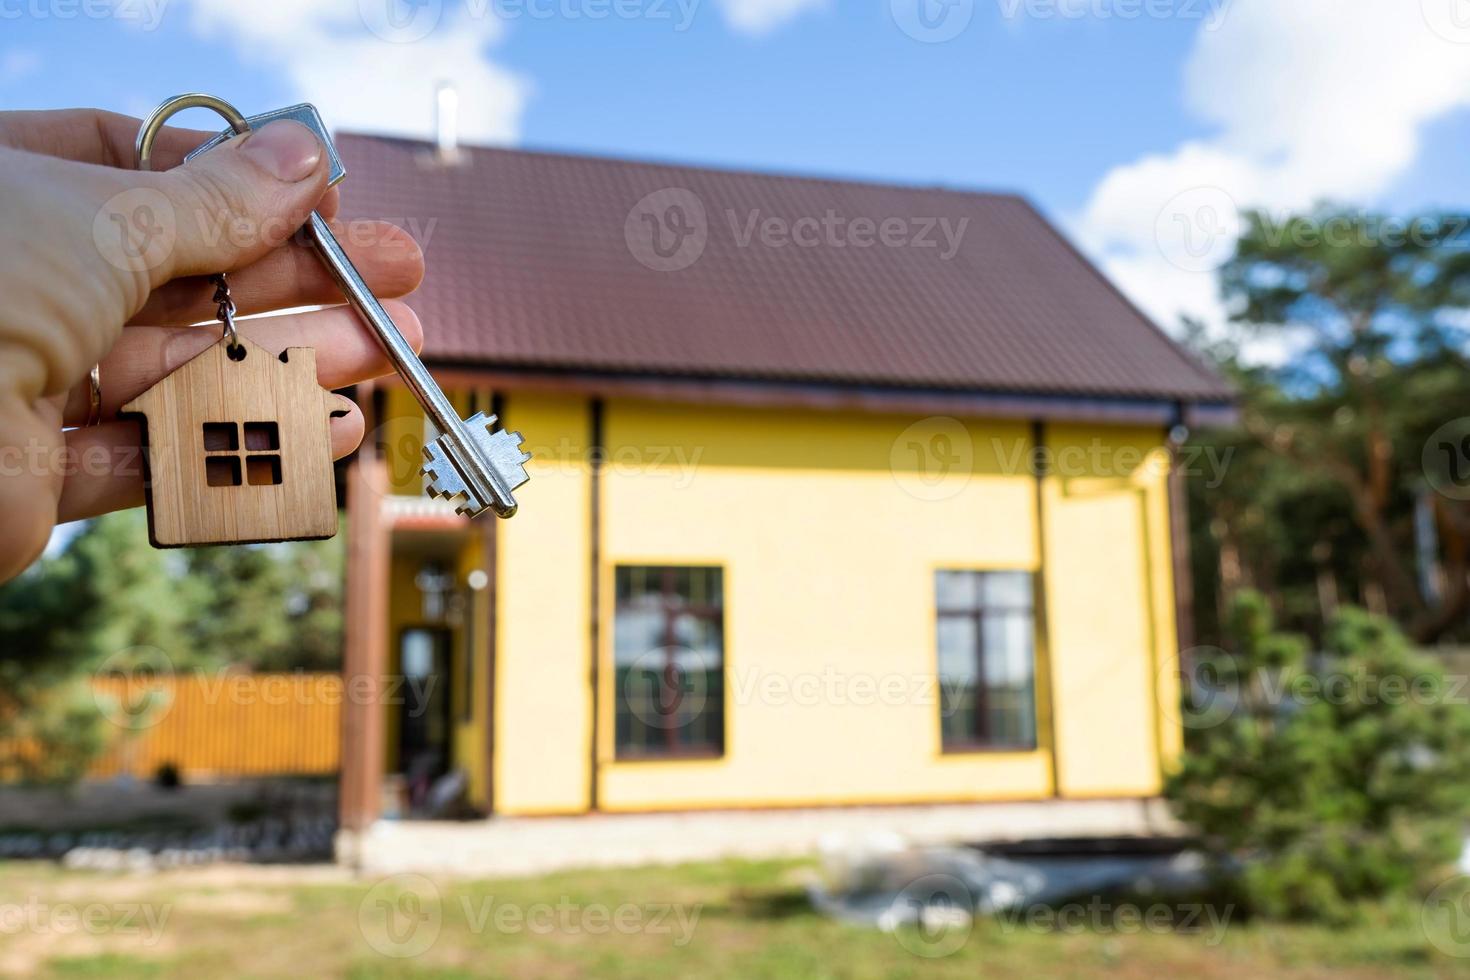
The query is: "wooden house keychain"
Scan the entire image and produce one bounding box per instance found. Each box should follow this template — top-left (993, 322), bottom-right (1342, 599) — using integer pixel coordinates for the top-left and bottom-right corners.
top-left (120, 95), bottom-right (352, 548)
top-left (120, 93), bottom-right (530, 546)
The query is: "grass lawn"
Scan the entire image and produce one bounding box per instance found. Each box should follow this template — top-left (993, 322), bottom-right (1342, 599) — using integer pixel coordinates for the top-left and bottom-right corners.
top-left (0, 857), bottom-right (1466, 979)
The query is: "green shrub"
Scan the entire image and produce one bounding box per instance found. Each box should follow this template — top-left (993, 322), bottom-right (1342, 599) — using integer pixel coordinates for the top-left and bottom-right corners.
top-left (1167, 591), bottom-right (1470, 922)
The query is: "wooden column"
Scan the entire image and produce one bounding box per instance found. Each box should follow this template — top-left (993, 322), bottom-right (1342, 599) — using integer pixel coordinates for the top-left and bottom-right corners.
top-left (339, 449), bottom-right (389, 838)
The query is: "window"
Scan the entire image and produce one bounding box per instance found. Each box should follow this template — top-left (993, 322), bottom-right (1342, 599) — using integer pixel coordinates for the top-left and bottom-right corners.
top-left (203, 421), bottom-right (281, 487)
top-left (936, 570), bottom-right (1037, 750)
top-left (614, 566), bottom-right (724, 759)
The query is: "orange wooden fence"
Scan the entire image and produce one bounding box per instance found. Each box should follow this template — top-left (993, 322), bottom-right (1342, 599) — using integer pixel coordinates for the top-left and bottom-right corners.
top-left (89, 673), bottom-right (342, 778)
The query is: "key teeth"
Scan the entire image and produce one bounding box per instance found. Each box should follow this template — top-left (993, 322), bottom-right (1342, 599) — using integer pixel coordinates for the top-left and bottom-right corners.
top-left (464, 418), bottom-right (532, 493)
top-left (419, 419), bottom-right (532, 518)
top-left (421, 440), bottom-right (473, 508)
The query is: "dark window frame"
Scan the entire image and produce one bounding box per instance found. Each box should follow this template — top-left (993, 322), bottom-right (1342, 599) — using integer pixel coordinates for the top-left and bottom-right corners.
top-left (613, 565), bottom-right (726, 762)
top-left (936, 570), bottom-right (1039, 753)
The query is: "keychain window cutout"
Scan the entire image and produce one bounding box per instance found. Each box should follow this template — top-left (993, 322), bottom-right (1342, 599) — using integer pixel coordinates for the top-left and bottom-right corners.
top-left (246, 454), bottom-right (283, 486)
top-left (205, 456), bottom-right (242, 487)
top-left (244, 422), bottom-right (280, 451)
top-left (203, 421), bottom-right (285, 488)
top-left (203, 422), bottom-right (238, 452)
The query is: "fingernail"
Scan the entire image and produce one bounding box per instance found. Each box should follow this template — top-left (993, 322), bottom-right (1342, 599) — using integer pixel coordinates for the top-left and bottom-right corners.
top-left (241, 120), bottom-right (323, 182)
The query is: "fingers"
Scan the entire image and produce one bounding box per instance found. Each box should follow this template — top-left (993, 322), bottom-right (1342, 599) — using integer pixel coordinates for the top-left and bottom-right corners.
top-left (0, 108), bottom-right (341, 222)
top-left (0, 107), bottom-right (217, 169)
top-left (0, 393), bottom-right (64, 583)
top-left (62, 301), bottom-right (424, 425)
top-left (146, 119), bottom-right (334, 284)
top-left (0, 112), bottom-right (342, 413)
top-left (56, 402), bottom-right (365, 526)
top-left (129, 218), bottom-right (422, 327)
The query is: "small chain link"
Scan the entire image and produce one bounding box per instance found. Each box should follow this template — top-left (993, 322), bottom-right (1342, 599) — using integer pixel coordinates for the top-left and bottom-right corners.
top-left (211, 273), bottom-right (239, 350)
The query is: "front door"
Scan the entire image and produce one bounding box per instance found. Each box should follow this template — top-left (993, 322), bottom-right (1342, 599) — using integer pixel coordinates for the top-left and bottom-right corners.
top-left (397, 627), bottom-right (453, 805)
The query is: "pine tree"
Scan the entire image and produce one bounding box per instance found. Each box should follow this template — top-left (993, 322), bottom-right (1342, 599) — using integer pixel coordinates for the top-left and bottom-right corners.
top-left (1168, 591), bottom-right (1470, 921)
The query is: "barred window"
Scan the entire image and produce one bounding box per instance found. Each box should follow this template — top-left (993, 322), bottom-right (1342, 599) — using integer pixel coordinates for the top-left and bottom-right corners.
top-left (614, 566), bottom-right (725, 759)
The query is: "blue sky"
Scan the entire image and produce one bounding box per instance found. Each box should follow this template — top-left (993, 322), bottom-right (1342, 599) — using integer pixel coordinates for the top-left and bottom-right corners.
top-left (3, 0), bottom-right (1469, 341)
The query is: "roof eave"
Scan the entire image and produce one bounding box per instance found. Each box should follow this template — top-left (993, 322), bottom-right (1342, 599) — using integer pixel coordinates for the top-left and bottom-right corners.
top-left (409, 362), bottom-right (1238, 428)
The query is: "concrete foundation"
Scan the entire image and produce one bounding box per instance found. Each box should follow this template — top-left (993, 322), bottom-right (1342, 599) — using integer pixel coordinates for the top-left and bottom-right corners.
top-left (336, 797), bottom-right (1179, 878)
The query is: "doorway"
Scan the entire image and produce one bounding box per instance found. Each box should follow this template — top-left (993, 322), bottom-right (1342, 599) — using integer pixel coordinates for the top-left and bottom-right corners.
top-left (397, 626), bottom-right (453, 811)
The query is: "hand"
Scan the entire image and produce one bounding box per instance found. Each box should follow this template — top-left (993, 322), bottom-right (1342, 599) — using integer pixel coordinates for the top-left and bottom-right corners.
top-left (0, 108), bottom-right (425, 582)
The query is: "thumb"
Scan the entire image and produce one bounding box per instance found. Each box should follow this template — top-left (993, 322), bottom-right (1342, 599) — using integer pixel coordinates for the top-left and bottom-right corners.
top-left (95, 119), bottom-right (331, 290)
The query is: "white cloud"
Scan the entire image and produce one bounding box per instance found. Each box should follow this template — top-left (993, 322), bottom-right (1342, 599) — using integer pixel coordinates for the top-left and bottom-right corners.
top-left (714, 0), bottom-right (827, 35)
top-left (0, 48), bottom-right (41, 82)
top-left (184, 0), bottom-right (529, 144)
top-left (1073, 0), bottom-right (1470, 357)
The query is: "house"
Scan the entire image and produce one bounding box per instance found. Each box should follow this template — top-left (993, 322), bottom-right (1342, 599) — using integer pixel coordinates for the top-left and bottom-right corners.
top-left (331, 133), bottom-right (1234, 855)
top-left (122, 337), bottom-right (351, 547)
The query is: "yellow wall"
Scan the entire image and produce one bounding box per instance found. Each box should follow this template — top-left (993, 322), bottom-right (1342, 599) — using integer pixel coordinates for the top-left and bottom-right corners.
top-left (1042, 424), bottom-right (1180, 797)
top-left (493, 393), bottom-right (594, 814)
top-left (385, 387), bottom-right (1182, 815)
top-left (597, 403), bottom-right (1054, 810)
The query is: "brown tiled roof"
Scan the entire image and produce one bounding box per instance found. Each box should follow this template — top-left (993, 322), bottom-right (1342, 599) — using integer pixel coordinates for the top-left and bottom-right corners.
top-left (336, 134), bottom-right (1232, 406)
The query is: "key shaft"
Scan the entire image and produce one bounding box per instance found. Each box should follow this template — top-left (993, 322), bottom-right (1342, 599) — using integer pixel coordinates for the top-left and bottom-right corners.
top-left (303, 213), bottom-right (522, 518)
top-left (181, 101), bottom-right (528, 519)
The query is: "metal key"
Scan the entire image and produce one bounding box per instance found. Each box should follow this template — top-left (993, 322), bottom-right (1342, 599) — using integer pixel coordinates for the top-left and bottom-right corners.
top-left (187, 104), bottom-right (531, 518)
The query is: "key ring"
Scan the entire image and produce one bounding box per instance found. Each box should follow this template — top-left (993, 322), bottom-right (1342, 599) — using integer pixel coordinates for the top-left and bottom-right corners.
top-left (81, 95), bottom-right (248, 425)
top-left (137, 94), bottom-right (252, 351)
top-left (134, 93), bottom-right (250, 169)
top-left (84, 364), bottom-right (102, 428)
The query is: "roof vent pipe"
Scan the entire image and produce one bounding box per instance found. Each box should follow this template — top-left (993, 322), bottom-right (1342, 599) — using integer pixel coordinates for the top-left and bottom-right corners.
top-left (435, 82), bottom-right (459, 163)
